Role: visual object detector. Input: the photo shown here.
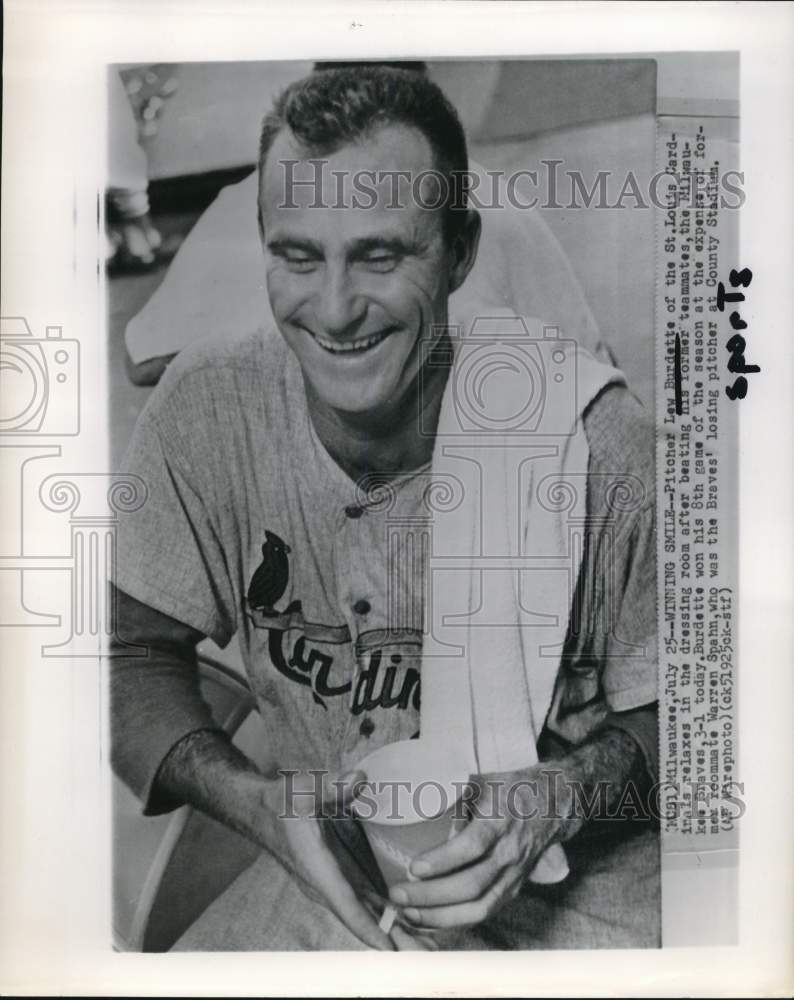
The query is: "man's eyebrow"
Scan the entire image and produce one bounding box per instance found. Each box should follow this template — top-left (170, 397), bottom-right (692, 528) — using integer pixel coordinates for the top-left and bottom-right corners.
top-left (266, 237), bottom-right (324, 255)
top-left (347, 236), bottom-right (423, 258)
top-left (266, 234), bottom-right (427, 258)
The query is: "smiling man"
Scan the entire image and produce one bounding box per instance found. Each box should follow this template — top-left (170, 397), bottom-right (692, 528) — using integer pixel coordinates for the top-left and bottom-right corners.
top-left (258, 112), bottom-right (476, 479)
top-left (112, 66), bottom-right (660, 951)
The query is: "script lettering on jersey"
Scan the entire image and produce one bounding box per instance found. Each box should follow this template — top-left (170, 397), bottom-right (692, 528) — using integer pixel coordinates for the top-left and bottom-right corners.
top-left (351, 649), bottom-right (421, 715)
top-left (267, 628), bottom-right (352, 710)
top-left (247, 602), bottom-right (424, 715)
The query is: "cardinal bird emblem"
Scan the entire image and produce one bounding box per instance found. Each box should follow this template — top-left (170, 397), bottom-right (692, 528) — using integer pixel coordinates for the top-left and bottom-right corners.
top-left (247, 530), bottom-right (297, 617)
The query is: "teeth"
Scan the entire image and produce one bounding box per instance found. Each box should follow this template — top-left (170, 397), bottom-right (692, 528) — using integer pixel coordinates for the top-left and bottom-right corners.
top-left (312, 330), bottom-right (390, 354)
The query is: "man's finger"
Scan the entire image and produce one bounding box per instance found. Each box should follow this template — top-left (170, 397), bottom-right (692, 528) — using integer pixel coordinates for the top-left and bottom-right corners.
top-left (320, 769), bottom-right (366, 809)
top-left (401, 866), bottom-right (517, 931)
top-left (390, 923), bottom-right (440, 951)
top-left (408, 814), bottom-right (502, 878)
top-left (390, 851), bottom-right (502, 908)
top-left (310, 842), bottom-right (394, 950)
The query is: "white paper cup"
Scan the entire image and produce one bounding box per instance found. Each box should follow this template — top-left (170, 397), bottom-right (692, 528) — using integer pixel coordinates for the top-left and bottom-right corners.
top-left (351, 738), bottom-right (473, 888)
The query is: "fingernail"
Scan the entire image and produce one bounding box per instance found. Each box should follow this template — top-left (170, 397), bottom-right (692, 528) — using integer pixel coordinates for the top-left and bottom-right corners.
top-left (405, 908), bottom-right (421, 922)
top-left (390, 888), bottom-right (408, 905)
top-left (411, 861), bottom-right (431, 877)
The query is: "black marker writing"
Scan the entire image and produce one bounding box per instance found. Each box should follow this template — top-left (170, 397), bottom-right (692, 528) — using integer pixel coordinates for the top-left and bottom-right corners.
top-left (717, 267), bottom-right (757, 399)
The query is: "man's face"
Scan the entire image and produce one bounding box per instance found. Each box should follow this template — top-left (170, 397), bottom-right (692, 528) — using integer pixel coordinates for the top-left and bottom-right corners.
top-left (259, 123), bottom-right (478, 417)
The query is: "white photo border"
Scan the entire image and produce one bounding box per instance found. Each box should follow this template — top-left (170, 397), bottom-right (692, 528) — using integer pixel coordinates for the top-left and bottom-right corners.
top-left (1, 1), bottom-right (792, 995)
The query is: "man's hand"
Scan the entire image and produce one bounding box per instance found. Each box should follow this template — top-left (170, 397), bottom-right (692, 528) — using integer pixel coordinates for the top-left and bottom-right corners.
top-left (387, 725), bottom-right (651, 932)
top-left (155, 732), bottom-right (394, 950)
top-left (386, 765), bottom-right (567, 931)
top-left (261, 769), bottom-right (395, 950)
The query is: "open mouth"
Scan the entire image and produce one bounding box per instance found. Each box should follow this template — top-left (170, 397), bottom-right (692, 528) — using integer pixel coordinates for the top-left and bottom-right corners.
top-left (310, 327), bottom-right (395, 356)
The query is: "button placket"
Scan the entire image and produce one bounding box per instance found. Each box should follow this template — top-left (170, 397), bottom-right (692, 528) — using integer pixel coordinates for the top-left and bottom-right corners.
top-left (338, 478), bottom-right (426, 756)
top-left (340, 499), bottom-right (376, 625)
top-left (336, 501), bottom-right (369, 736)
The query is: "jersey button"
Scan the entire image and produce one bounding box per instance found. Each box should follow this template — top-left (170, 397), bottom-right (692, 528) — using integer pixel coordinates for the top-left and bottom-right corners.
top-left (359, 716), bottom-right (375, 737)
top-left (344, 504), bottom-right (364, 519)
top-left (353, 598), bottom-right (371, 615)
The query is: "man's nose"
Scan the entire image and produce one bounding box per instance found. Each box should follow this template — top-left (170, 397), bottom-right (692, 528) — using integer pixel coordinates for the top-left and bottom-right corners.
top-left (315, 266), bottom-right (367, 338)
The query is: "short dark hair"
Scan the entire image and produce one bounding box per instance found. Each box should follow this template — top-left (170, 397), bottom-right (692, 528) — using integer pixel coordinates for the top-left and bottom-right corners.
top-left (258, 65), bottom-right (469, 243)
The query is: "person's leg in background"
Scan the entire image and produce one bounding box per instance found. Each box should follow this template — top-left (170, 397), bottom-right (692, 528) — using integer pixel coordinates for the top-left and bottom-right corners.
top-left (107, 69), bottom-right (162, 270)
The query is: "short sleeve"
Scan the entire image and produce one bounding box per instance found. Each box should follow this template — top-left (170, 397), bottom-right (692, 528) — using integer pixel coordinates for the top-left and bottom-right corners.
top-left (543, 384), bottom-right (657, 748)
top-left (114, 389), bottom-right (238, 648)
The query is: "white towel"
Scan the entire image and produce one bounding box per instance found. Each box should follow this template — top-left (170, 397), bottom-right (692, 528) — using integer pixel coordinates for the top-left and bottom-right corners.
top-left (421, 310), bottom-right (625, 883)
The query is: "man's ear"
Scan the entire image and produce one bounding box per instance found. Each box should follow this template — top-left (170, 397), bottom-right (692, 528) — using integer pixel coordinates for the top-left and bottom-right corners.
top-left (448, 209), bottom-right (482, 295)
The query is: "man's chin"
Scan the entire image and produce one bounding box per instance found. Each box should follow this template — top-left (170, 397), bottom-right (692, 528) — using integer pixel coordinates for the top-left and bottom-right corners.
top-left (299, 348), bottom-right (411, 419)
top-left (311, 385), bottom-right (396, 419)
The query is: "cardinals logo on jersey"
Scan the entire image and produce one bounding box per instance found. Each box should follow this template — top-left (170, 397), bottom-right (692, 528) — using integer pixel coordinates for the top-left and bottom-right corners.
top-left (246, 529), bottom-right (301, 617)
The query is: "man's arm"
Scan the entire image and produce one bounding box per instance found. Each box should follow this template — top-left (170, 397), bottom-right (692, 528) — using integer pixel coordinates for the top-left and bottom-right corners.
top-left (152, 728), bottom-right (275, 841)
top-left (551, 703), bottom-right (658, 841)
top-left (111, 586), bottom-right (393, 949)
top-left (111, 584), bottom-right (293, 837)
top-left (110, 585), bottom-right (221, 812)
top-left (384, 704), bottom-right (656, 930)
top-left (386, 386), bottom-right (660, 930)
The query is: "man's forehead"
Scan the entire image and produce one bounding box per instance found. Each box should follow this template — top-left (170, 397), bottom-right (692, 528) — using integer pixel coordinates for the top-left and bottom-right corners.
top-left (259, 122), bottom-right (441, 221)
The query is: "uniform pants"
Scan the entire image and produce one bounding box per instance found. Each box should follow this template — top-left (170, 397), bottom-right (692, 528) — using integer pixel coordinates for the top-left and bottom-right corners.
top-left (172, 821), bottom-right (660, 951)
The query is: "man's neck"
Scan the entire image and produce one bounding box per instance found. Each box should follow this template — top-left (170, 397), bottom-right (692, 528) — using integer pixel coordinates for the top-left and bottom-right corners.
top-left (304, 339), bottom-right (452, 485)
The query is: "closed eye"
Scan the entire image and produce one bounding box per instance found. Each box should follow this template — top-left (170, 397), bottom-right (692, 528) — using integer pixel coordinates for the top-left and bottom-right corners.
top-left (359, 251), bottom-right (400, 273)
top-left (268, 241), bottom-right (323, 273)
top-left (281, 251), bottom-right (320, 273)
top-left (287, 258), bottom-right (319, 273)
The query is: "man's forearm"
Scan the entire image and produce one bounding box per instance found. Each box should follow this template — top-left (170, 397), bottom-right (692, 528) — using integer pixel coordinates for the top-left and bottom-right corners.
top-left (550, 712), bottom-right (657, 843)
top-left (152, 727), bottom-right (395, 951)
top-left (110, 586), bottom-right (223, 812)
top-left (154, 728), bottom-right (280, 849)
